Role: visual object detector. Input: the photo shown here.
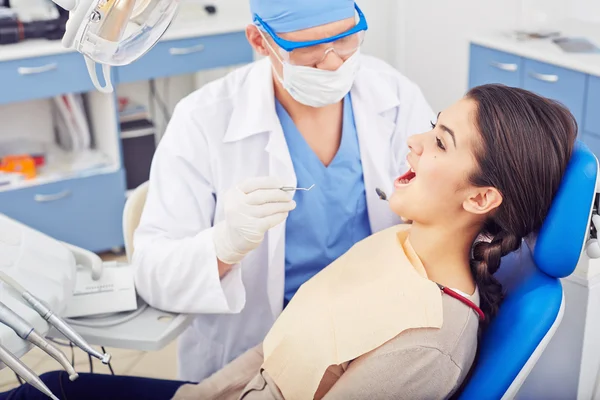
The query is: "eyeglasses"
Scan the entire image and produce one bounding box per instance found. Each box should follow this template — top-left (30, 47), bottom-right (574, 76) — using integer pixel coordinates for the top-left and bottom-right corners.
top-left (254, 3), bottom-right (368, 67)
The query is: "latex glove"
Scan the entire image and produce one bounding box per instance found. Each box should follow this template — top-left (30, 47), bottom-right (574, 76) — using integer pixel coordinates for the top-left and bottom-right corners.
top-left (213, 177), bottom-right (297, 265)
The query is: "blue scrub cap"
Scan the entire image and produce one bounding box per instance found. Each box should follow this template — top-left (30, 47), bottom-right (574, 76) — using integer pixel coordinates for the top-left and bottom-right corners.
top-left (250, 0), bottom-right (356, 33)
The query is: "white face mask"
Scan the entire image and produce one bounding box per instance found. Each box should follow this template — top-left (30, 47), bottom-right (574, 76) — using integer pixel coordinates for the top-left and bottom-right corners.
top-left (263, 36), bottom-right (361, 108)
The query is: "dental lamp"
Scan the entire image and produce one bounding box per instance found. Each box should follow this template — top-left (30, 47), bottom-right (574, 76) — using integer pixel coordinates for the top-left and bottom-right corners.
top-left (50, 0), bottom-right (179, 93)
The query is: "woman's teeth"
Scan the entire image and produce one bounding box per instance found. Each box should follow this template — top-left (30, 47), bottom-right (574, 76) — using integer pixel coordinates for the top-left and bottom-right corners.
top-left (395, 167), bottom-right (416, 186)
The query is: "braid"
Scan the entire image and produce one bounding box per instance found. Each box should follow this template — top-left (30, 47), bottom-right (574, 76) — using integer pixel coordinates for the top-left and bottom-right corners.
top-left (471, 230), bottom-right (521, 326)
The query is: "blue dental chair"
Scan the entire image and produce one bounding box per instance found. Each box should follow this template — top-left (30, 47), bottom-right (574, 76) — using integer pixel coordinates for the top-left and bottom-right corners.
top-left (458, 141), bottom-right (599, 400)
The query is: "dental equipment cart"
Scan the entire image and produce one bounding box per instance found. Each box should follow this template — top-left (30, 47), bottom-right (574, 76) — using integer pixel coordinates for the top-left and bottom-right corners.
top-left (0, 213), bottom-right (194, 368)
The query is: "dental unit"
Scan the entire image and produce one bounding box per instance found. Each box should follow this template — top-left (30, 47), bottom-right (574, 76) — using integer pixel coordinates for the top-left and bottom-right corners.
top-left (0, 342), bottom-right (59, 400)
top-left (0, 271), bottom-right (111, 365)
top-left (0, 301), bottom-right (78, 380)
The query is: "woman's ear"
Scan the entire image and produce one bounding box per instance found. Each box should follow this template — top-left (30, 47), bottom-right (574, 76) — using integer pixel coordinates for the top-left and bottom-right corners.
top-left (245, 25), bottom-right (270, 57)
top-left (463, 187), bottom-right (503, 215)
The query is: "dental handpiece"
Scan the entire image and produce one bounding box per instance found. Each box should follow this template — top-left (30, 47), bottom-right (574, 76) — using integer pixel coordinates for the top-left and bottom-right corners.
top-left (0, 301), bottom-right (78, 380)
top-left (0, 342), bottom-right (59, 400)
top-left (0, 272), bottom-right (111, 364)
top-left (21, 292), bottom-right (111, 364)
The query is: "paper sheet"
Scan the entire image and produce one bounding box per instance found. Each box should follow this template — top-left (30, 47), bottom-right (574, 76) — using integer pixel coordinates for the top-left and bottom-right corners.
top-left (262, 225), bottom-right (444, 400)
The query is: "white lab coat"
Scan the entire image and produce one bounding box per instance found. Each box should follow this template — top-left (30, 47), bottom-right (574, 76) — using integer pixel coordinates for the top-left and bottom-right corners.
top-left (133, 54), bottom-right (435, 383)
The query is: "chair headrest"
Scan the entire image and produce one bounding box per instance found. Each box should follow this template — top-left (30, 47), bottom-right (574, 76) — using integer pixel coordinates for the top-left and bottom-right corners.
top-left (533, 140), bottom-right (598, 278)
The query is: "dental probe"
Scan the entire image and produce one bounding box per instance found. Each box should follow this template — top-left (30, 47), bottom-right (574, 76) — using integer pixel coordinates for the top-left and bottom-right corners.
top-left (0, 301), bottom-right (78, 380)
top-left (0, 272), bottom-right (111, 364)
top-left (280, 184), bottom-right (315, 192)
top-left (0, 342), bottom-right (59, 400)
top-left (375, 188), bottom-right (388, 201)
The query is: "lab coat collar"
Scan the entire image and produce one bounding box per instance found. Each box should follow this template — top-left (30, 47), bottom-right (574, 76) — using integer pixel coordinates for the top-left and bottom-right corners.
top-left (223, 56), bottom-right (402, 143)
top-left (223, 58), bottom-right (279, 143)
top-left (352, 62), bottom-right (401, 116)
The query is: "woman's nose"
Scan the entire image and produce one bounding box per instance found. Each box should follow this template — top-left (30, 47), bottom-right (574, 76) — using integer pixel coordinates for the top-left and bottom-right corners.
top-left (407, 133), bottom-right (424, 155)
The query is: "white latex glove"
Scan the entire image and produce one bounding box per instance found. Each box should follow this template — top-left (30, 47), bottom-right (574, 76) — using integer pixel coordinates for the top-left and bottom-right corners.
top-left (213, 176), bottom-right (297, 265)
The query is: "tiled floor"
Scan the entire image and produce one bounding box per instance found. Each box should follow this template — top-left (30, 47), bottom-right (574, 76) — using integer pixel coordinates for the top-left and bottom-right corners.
top-left (0, 252), bottom-right (180, 392)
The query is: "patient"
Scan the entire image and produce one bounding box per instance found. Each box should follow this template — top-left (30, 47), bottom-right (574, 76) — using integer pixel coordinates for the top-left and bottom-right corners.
top-left (0, 84), bottom-right (576, 400)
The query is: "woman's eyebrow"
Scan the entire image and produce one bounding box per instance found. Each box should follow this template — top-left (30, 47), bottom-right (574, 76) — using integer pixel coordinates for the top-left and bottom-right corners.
top-left (437, 112), bottom-right (456, 148)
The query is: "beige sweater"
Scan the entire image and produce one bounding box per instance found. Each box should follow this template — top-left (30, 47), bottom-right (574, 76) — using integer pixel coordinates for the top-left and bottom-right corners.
top-left (172, 290), bottom-right (479, 400)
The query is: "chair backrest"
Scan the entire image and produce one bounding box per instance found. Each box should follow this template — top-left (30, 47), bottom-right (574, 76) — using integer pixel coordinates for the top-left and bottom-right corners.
top-left (458, 141), bottom-right (598, 400)
top-left (122, 181), bottom-right (150, 262)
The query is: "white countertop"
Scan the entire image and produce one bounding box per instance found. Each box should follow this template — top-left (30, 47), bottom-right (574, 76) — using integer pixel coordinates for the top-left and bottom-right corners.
top-left (470, 19), bottom-right (600, 77)
top-left (0, 4), bottom-right (250, 62)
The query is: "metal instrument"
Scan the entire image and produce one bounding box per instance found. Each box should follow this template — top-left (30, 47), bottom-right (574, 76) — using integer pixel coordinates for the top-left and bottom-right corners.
top-left (0, 301), bottom-right (78, 380)
top-left (280, 184), bottom-right (315, 192)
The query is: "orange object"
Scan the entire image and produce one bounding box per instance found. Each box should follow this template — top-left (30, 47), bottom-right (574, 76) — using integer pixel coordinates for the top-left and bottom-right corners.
top-left (0, 155), bottom-right (37, 180)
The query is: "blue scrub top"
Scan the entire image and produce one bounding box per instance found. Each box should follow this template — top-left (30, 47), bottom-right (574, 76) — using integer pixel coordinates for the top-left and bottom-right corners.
top-left (277, 94), bottom-right (372, 305)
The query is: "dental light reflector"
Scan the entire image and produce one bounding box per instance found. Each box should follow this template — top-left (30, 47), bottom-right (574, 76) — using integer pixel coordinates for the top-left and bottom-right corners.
top-left (57, 0), bottom-right (178, 92)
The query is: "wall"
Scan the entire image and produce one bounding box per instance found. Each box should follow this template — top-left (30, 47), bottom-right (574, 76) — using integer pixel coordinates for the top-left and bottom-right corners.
top-left (395, 0), bottom-right (522, 112)
top-left (572, 0), bottom-right (600, 23)
top-left (392, 0), bottom-right (589, 112)
top-left (357, 0), bottom-right (398, 66)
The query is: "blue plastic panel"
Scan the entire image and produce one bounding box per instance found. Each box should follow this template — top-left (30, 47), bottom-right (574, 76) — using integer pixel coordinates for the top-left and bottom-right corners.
top-left (459, 244), bottom-right (563, 400)
top-left (584, 75), bottom-right (600, 136)
top-left (534, 141), bottom-right (597, 278)
top-left (523, 59), bottom-right (587, 131)
top-left (468, 44), bottom-right (523, 89)
top-left (116, 32), bottom-right (254, 84)
top-left (0, 52), bottom-right (95, 105)
top-left (0, 170), bottom-right (126, 252)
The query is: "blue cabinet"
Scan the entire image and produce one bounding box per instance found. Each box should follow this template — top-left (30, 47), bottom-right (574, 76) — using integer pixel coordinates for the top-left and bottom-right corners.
top-left (0, 52), bottom-right (95, 105)
top-left (0, 28), bottom-right (254, 252)
top-left (523, 59), bottom-right (587, 129)
top-left (585, 76), bottom-right (600, 136)
top-left (116, 32), bottom-right (253, 83)
top-left (469, 45), bottom-right (523, 88)
top-left (469, 43), bottom-right (599, 154)
top-left (0, 171), bottom-right (126, 252)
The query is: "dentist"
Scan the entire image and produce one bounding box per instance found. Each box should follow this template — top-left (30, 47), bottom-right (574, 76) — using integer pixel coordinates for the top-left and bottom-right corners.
top-left (133, 0), bottom-right (435, 383)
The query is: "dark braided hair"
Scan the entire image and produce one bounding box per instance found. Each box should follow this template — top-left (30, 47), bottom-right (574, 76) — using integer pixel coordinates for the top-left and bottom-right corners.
top-left (466, 84), bottom-right (577, 327)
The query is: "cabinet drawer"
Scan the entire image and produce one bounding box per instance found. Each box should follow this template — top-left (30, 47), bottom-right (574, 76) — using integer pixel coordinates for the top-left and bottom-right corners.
top-left (0, 171), bottom-right (126, 252)
top-left (116, 31), bottom-right (254, 84)
top-left (582, 132), bottom-right (600, 161)
top-left (0, 52), bottom-right (95, 105)
top-left (523, 59), bottom-right (587, 129)
top-left (469, 44), bottom-right (523, 88)
top-left (585, 75), bottom-right (600, 136)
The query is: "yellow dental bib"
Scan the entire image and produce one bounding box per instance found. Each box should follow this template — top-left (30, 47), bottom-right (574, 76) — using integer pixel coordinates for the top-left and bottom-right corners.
top-left (262, 224), bottom-right (444, 400)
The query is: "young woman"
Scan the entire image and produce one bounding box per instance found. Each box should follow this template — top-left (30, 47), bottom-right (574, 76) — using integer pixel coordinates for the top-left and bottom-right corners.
top-left (0, 84), bottom-right (577, 400)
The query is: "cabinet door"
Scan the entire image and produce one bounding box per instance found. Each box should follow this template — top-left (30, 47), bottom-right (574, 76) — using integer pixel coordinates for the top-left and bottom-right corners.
top-left (116, 32), bottom-right (253, 84)
top-left (469, 44), bottom-right (523, 88)
top-left (523, 59), bottom-right (587, 131)
top-left (584, 75), bottom-right (600, 136)
top-left (0, 52), bottom-right (95, 105)
top-left (582, 131), bottom-right (600, 161)
top-left (0, 171), bottom-right (126, 252)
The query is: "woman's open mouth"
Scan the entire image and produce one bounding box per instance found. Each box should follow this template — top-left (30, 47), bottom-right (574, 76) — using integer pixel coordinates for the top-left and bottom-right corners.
top-left (394, 167), bottom-right (416, 188)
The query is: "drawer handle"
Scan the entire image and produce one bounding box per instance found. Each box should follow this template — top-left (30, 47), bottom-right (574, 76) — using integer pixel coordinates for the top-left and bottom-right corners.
top-left (169, 44), bottom-right (205, 55)
top-left (17, 63), bottom-right (58, 75)
top-left (529, 71), bottom-right (559, 83)
top-left (34, 190), bottom-right (71, 203)
top-left (490, 61), bottom-right (518, 72)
